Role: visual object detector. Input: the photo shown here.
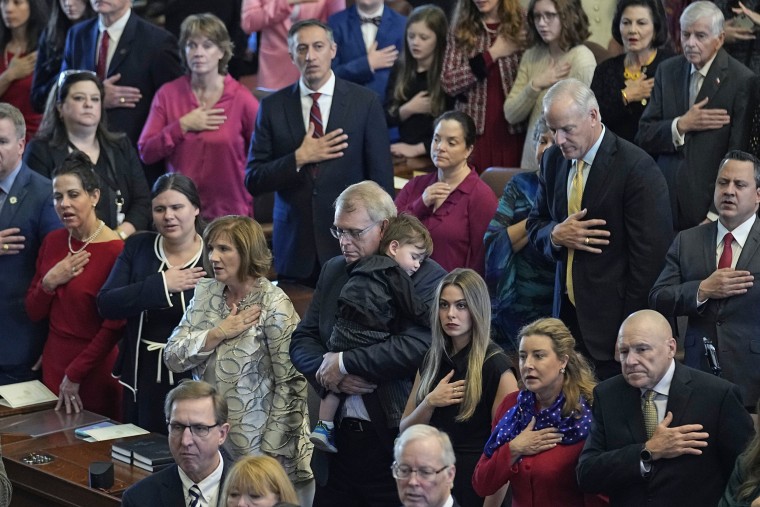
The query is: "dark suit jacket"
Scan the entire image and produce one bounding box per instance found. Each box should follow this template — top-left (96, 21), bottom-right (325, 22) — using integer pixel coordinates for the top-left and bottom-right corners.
top-left (121, 457), bottom-right (231, 507)
top-left (0, 165), bottom-right (61, 367)
top-left (290, 255), bottom-right (445, 447)
top-left (245, 77), bottom-right (394, 279)
top-left (650, 218), bottom-right (760, 409)
top-left (62, 12), bottom-right (182, 148)
top-left (328, 5), bottom-right (406, 99)
top-left (577, 363), bottom-right (753, 507)
top-left (636, 49), bottom-right (753, 230)
top-left (526, 129), bottom-right (673, 362)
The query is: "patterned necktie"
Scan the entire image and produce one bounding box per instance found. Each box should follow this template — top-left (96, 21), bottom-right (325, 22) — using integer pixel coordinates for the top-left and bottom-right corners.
top-left (188, 484), bottom-right (201, 507)
top-left (718, 232), bottom-right (734, 269)
top-left (309, 93), bottom-right (323, 137)
top-left (642, 389), bottom-right (658, 439)
top-left (97, 30), bottom-right (110, 80)
top-left (566, 160), bottom-right (585, 306)
top-left (360, 16), bottom-right (382, 26)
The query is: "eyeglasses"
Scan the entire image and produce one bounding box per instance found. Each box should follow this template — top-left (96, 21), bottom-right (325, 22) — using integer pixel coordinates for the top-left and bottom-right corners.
top-left (167, 422), bottom-right (220, 437)
top-left (532, 11), bottom-right (559, 23)
top-left (391, 463), bottom-right (450, 481)
top-left (57, 69), bottom-right (98, 90)
top-left (330, 221), bottom-right (381, 241)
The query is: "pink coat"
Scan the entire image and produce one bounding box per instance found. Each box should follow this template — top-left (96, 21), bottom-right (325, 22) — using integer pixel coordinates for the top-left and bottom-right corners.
top-left (241, 0), bottom-right (345, 91)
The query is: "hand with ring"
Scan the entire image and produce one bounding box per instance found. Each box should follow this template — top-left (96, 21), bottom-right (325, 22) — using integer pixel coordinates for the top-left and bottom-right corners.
top-left (55, 375), bottom-right (82, 414)
top-left (0, 227), bottom-right (25, 255)
top-left (585, 237), bottom-right (590, 246)
top-left (119, 96), bottom-right (125, 104)
top-left (424, 369), bottom-right (466, 408)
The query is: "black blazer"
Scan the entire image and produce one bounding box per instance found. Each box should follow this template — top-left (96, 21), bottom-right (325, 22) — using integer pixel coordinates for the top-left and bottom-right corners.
top-left (650, 218), bottom-right (760, 409)
top-left (577, 363), bottom-right (753, 507)
top-left (527, 129), bottom-right (673, 362)
top-left (636, 49), bottom-right (754, 230)
top-left (245, 77), bottom-right (395, 280)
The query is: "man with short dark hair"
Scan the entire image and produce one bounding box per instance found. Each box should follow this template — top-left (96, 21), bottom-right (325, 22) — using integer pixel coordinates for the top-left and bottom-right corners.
top-left (121, 380), bottom-right (231, 507)
top-left (527, 78), bottom-right (672, 380)
top-left (577, 310), bottom-right (753, 506)
top-left (245, 19), bottom-right (393, 286)
top-left (0, 102), bottom-right (61, 385)
top-left (650, 150), bottom-right (760, 413)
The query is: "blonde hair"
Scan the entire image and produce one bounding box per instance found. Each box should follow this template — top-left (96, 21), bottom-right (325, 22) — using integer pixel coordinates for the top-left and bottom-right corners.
top-left (221, 456), bottom-right (298, 504)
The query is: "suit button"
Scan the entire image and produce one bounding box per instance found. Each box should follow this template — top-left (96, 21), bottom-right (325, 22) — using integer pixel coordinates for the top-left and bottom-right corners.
top-left (313, 189), bottom-right (318, 196)
top-left (716, 321), bottom-right (723, 326)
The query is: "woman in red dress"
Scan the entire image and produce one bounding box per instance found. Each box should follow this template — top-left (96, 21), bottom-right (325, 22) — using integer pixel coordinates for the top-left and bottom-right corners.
top-left (25, 151), bottom-right (124, 420)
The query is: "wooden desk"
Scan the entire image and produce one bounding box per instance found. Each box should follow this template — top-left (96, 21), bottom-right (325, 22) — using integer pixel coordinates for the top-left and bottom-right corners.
top-left (1, 411), bottom-right (150, 507)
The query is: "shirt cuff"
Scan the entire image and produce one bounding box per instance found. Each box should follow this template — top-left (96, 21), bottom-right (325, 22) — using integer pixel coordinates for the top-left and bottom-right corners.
top-left (339, 351), bottom-right (348, 375)
top-left (671, 117), bottom-right (685, 147)
top-left (640, 460), bottom-right (652, 477)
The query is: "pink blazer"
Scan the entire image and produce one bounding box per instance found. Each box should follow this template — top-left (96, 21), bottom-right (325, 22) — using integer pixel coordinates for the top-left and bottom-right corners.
top-left (241, 0), bottom-right (345, 91)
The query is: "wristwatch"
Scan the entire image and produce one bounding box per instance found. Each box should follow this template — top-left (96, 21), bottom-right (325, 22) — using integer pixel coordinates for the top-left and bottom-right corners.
top-left (640, 445), bottom-right (653, 464)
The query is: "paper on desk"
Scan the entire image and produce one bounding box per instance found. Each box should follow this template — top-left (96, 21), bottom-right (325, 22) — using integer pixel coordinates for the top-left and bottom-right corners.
top-left (0, 380), bottom-right (58, 408)
top-left (85, 423), bottom-right (149, 441)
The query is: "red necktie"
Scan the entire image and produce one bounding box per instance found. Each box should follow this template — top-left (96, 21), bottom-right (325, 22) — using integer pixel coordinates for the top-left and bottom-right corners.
top-left (308, 93), bottom-right (323, 178)
top-left (718, 232), bottom-right (734, 269)
top-left (97, 30), bottom-right (110, 80)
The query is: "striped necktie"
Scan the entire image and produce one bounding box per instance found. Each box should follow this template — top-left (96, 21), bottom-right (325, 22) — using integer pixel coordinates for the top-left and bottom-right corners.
top-left (188, 484), bottom-right (201, 507)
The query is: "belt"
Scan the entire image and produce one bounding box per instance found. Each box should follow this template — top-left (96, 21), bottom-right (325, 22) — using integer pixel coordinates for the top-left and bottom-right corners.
top-left (142, 339), bottom-right (175, 385)
top-left (340, 417), bottom-right (372, 432)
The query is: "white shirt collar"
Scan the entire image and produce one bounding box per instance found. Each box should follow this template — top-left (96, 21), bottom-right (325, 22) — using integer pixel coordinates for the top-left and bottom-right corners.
top-left (357, 4), bottom-right (384, 17)
top-left (299, 70), bottom-right (336, 97)
top-left (691, 51), bottom-right (718, 78)
top-left (717, 214), bottom-right (756, 249)
top-left (177, 451), bottom-right (224, 507)
top-left (641, 359), bottom-right (675, 397)
top-left (580, 125), bottom-right (606, 167)
top-left (99, 8), bottom-right (130, 34)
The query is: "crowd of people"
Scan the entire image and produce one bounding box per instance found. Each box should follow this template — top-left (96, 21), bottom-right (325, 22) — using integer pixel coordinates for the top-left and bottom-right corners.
top-left (2, 0), bottom-right (760, 506)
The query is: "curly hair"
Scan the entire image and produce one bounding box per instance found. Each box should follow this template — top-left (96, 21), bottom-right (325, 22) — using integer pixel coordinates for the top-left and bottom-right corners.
top-left (527, 0), bottom-right (589, 51)
top-left (451, 0), bottom-right (524, 54)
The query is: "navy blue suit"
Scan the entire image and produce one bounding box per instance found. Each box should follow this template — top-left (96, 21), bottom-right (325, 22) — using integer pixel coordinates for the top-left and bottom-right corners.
top-left (329, 6), bottom-right (406, 100)
top-left (245, 77), bottom-right (394, 280)
top-left (0, 164), bottom-right (61, 378)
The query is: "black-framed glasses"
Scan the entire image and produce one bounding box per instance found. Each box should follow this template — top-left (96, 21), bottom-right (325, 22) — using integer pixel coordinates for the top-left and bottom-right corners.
top-left (57, 69), bottom-right (98, 90)
top-left (167, 422), bottom-right (220, 437)
top-left (532, 11), bottom-right (559, 23)
top-left (330, 221), bottom-right (381, 241)
top-left (391, 462), bottom-right (450, 481)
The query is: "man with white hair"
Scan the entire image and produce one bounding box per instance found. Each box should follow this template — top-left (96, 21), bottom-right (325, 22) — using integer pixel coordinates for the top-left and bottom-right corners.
top-left (637, 1), bottom-right (753, 231)
top-left (394, 425), bottom-right (458, 507)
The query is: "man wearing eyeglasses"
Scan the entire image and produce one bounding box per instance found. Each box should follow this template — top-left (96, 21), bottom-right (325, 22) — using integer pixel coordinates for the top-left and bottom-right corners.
top-left (122, 380), bottom-right (231, 507)
top-left (291, 181), bottom-right (446, 507)
top-left (394, 424), bottom-right (458, 507)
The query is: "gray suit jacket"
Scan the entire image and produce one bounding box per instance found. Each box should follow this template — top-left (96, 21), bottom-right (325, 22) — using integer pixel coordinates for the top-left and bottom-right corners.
top-left (636, 49), bottom-right (753, 230)
top-left (650, 218), bottom-right (760, 408)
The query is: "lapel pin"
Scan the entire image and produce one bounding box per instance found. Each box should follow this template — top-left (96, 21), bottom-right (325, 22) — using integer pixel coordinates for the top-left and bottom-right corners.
top-left (9, 196), bottom-right (17, 204)
top-left (715, 77), bottom-right (720, 86)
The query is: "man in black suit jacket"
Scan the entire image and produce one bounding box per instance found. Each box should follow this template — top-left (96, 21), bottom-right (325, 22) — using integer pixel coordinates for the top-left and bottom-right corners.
top-left (290, 181), bottom-right (446, 507)
top-left (394, 425), bottom-right (460, 507)
top-left (61, 0), bottom-right (182, 184)
top-left (527, 78), bottom-right (673, 379)
top-left (577, 310), bottom-right (753, 507)
top-left (650, 150), bottom-right (760, 412)
top-left (0, 104), bottom-right (61, 385)
top-left (245, 19), bottom-right (394, 286)
top-left (122, 381), bottom-right (231, 507)
top-left (636, 1), bottom-right (753, 231)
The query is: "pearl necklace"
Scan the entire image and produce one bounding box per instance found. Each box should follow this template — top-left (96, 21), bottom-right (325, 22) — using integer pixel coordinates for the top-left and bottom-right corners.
top-left (68, 220), bottom-right (105, 254)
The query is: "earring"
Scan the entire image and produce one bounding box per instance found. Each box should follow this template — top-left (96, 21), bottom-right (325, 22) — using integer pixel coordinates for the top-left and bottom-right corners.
top-left (560, 367), bottom-right (566, 374)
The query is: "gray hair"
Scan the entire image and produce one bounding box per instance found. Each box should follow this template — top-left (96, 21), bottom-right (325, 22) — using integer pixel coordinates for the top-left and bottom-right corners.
top-left (0, 103), bottom-right (26, 140)
top-left (542, 78), bottom-right (600, 120)
top-left (287, 19), bottom-right (334, 53)
top-left (394, 425), bottom-right (456, 467)
top-left (680, 1), bottom-right (724, 37)
top-left (334, 181), bottom-right (397, 223)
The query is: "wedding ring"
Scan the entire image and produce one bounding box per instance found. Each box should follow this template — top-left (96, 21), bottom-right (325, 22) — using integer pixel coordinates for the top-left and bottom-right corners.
top-left (70, 396), bottom-right (76, 401)
top-left (72, 267), bottom-right (76, 274)
top-left (119, 96), bottom-right (125, 104)
top-left (2, 244), bottom-right (7, 251)
top-left (585, 237), bottom-right (590, 246)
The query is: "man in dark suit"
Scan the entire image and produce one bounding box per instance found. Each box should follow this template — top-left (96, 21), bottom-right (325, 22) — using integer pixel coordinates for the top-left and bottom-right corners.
top-left (394, 425), bottom-right (460, 507)
top-left (62, 0), bottom-right (182, 184)
top-left (577, 310), bottom-right (753, 507)
top-left (0, 103), bottom-right (61, 385)
top-left (636, 1), bottom-right (754, 231)
top-left (290, 181), bottom-right (446, 507)
top-left (245, 19), bottom-right (394, 286)
top-left (122, 380), bottom-right (231, 507)
top-left (650, 150), bottom-right (760, 413)
top-left (328, 0), bottom-right (405, 99)
top-left (527, 78), bottom-right (673, 379)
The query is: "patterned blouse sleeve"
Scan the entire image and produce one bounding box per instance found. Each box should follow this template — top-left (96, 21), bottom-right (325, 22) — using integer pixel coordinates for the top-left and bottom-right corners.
top-left (163, 280), bottom-right (215, 375)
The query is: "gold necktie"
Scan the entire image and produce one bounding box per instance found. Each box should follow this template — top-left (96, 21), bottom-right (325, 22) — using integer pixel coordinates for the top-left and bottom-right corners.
top-left (566, 160), bottom-right (585, 305)
top-left (642, 389), bottom-right (658, 439)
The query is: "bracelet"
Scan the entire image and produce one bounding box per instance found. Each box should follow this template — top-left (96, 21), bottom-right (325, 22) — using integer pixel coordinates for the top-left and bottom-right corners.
top-left (621, 89), bottom-right (629, 105)
top-left (218, 325), bottom-right (229, 340)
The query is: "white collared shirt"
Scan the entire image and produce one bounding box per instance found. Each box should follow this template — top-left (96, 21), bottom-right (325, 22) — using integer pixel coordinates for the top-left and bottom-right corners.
top-left (671, 52), bottom-right (719, 148)
top-left (299, 72), bottom-right (336, 132)
top-left (639, 359), bottom-right (675, 424)
top-left (97, 8), bottom-right (131, 73)
top-left (177, 451), bottom-right (224, 507)
top-left (565, 125), bottom-right (606, 197)
top-left (358, 5), bottom-right (384, 51)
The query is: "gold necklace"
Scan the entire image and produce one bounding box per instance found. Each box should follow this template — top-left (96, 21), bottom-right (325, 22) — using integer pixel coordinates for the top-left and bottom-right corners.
top-left (68, 220), bottom-right (105, 254)
top-left (623, 50), bottom-right (657, 81)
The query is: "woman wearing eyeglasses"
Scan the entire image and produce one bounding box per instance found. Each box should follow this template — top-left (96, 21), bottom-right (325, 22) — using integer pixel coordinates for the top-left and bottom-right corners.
top-left (395, 111), bottom-right (497, 276)
top-left (472, 318), bottom-right (607, 507)
top-left (164, 215), bottom-right (314, 505)
top-left (24, 70), bottom-right (151, 240)
top-left (503, 0), bottom-right (596, 171)
top-left (0, 0), bottom-right (48, 140)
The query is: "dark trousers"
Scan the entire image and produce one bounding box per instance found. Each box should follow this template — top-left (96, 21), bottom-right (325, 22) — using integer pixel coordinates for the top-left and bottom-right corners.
top-left (559, 294), bottom-right (620, 381)
top-left (313, 418), bottom-right (399, 507)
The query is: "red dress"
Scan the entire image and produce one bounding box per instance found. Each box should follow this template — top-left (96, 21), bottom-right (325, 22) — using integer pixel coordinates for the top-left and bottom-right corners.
top-left (0, 50), bottom-right (41, 141)
top-left (25, 229), bottom-right (125, 421)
